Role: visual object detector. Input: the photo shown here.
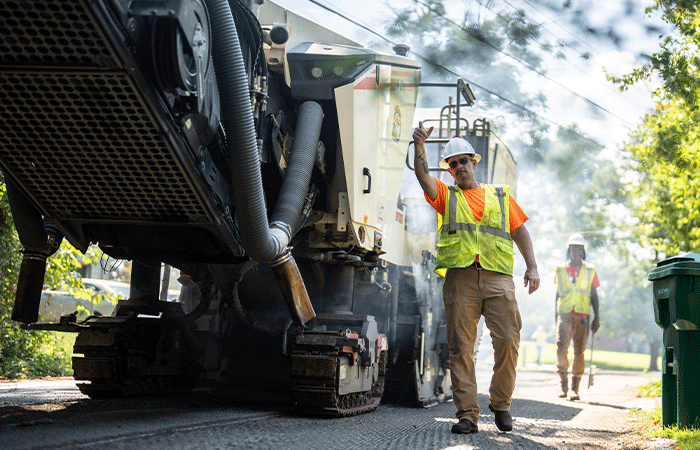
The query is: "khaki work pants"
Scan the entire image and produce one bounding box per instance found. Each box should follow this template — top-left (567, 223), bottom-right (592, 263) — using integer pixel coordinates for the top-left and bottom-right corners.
top-left (443, 266), bottom-right (522, 424)
top-left (556, 313), bottom-right (590, 377)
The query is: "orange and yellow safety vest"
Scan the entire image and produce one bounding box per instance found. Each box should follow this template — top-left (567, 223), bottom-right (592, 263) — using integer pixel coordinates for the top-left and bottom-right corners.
top-left (435, 184), bottom-right (514, 276)
top-left (556, 262), bottom-right (596, 315)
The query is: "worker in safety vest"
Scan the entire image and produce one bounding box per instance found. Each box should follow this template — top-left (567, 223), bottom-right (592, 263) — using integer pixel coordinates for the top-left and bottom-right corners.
top-left (555, 233), bottom-right (600, 400)
top-left (412, 122), bottom-right (540, 434)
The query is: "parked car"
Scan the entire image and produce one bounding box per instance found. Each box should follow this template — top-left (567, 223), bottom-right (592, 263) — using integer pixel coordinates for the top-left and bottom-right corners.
top-left (81, 278), bottom-right (131, 303)
top-left (38, 278), bottom-right (130, 322)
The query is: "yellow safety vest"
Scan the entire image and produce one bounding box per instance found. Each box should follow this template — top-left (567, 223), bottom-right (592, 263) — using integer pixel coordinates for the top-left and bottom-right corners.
top-left (556, 262), bottom-right (596, 315)
top-left (435, 184), bottom-right (514, 276)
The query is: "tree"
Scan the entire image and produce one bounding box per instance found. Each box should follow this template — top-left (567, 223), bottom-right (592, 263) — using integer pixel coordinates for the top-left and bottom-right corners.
top-left (598, 244), bottom-right (661, 371)
top-left (385, 0), bottom-right (551, 163)
top-left (0, 174), bottom-right (102, 378)
top-left (0, 174), bottom-right (67, 378)
top-left (611, 1), bottom-right (700, 257)
top-left (588, 0), bottom-right (700, 369)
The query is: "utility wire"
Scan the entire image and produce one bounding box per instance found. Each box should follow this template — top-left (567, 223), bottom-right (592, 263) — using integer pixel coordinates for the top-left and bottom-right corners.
top-left (462, 0), bottom-right (649, 110)
top-left (426, 0), bottom-right (651, 109)
top-left (507, 0), bottom-right (600, 53)
top-left (305, 0), bottom-right (390, 43)
top-left (304, 0), bottom-right (606, 146)
top-left (493, 0), bottom-right (652, 105)
top-left (412, 0), bottom-right (634, 126)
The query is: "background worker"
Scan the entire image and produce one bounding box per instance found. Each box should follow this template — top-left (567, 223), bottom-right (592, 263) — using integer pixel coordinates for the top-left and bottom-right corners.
top-left (555, 233), bottom-right (600, 401)
top-left (412, 122), bottom-right (540, 434)
top-left (530, 325), bottom-right (548, 365)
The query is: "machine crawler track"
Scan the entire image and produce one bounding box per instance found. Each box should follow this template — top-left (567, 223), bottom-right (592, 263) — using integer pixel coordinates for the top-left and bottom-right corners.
top-left (289, 317), bottom-right (388, 417)
top-left (294, 389), bottom-right (381, 417)
top-left (72, 316), bottom-right (201, 399)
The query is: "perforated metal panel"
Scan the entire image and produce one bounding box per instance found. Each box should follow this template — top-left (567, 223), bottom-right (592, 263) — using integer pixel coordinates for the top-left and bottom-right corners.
top-left (0, 0), bottom-right (213, 224)
top-left (0, 72), bottom-right (209, 222)
top-left (0, 0), bottom-right (115, 68)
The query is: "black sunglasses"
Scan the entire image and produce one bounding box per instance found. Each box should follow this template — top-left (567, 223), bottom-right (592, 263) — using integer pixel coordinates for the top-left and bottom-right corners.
top-left (448, 157), bottom-right (472, 169)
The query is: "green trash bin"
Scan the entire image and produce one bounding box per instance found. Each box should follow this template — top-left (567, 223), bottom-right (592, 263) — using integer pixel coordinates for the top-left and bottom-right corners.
top-left (649, 252), bottom-right (700, 429)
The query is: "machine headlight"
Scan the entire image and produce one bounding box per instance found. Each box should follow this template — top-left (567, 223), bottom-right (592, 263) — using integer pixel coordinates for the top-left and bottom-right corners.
top-left (311, 67), bottom-right (323, 78)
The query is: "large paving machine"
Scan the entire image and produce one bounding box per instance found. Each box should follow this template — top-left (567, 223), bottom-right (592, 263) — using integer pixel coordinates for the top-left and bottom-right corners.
top-left (0, 0), bottom-right (515, 415)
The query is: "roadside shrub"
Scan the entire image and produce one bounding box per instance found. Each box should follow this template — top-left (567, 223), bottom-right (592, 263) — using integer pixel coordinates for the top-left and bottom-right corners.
top-left (0, 176), bottom-right (72, 379)
top-left (0, 317), bottom-right (72, 378)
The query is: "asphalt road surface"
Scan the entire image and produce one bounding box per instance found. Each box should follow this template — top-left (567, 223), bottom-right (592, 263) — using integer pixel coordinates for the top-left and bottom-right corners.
top-left (0, 367), bottom-right (665, 450)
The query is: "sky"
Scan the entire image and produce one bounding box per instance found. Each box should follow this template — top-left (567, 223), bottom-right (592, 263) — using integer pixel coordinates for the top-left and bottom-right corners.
top-left (265, 0), bottom-right (671, 153)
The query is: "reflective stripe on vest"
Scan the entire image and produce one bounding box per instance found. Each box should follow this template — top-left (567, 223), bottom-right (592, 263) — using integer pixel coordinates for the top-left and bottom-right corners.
top-left (435, 184), bottom-right (514, 275)
top-left (556, 262), bottom-right (595, 315)
top-left (442, 185), bottom-right (513, 242)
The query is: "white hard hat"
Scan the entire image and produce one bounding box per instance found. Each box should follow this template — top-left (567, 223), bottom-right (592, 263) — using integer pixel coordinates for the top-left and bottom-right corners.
top-left (566, 233), bottom-right (587, 249)
top-left (439, 137), bottom-right (481, 169)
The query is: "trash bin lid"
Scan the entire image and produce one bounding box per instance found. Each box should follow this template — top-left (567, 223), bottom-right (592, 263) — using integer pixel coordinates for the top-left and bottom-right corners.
top-left (648, 252), bottom-right (700, 280)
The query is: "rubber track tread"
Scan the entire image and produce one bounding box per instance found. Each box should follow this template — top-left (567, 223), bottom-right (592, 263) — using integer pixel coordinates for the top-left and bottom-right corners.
top-left (291, 352), bottom-right (387, 417)
top-left (73, 323), bottom-right (198, 399)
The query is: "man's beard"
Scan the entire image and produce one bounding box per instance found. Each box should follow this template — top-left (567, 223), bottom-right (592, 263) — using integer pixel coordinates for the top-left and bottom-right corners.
top-left (455, 171), bottom-right (473, 185)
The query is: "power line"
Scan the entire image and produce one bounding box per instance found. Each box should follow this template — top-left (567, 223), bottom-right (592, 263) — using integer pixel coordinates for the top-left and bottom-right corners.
top-left (507, 0), bottom-right (599, 53)
top-left (305, 0), bottom-right (640, 129)
top-left (420, 59), bottom-right (605, 147)
top-left (411, 0), bottom-right (634, 126)
top-left (302, 0), bottom-right (606, 146)
top-left (416, 0), bottom-right (649, 113)
top-left (492, 0), bottom-right (651, 107)
top-left (304, 0), bottom-right (390, 44)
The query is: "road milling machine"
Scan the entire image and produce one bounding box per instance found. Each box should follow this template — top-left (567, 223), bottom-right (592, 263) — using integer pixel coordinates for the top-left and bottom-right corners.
top-left (0, 0), bottom-right (516, 415)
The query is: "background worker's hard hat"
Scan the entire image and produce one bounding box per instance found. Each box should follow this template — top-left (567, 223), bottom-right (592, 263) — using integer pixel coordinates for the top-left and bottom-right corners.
top-left (439, 137), bottom-right (481, 169)
top-left (566, 233), bottom-right (587, 249)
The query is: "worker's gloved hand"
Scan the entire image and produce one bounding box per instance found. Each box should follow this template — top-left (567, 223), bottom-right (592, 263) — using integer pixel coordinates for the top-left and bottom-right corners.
top-left (591, 316), bottom-right (600, 334)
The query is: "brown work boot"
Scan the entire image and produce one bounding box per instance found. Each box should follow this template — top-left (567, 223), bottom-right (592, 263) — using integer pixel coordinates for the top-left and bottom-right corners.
top-left (570, 376), bottom-right (581, 401)
top-left (451, 418), bottom-right (478, 434)
top-left (558, 373), bottom-right (568, 398)
top-left (489, 404), bottom-right (513, 432)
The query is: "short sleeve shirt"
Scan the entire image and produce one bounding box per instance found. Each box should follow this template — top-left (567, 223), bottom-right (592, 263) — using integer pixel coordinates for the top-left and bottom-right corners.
top-left (424, 177), bottom-right (529, 231)
top-left (555, 262), bottom-right (600, 317)
top-left (558, 262), bottom-right (601, 289)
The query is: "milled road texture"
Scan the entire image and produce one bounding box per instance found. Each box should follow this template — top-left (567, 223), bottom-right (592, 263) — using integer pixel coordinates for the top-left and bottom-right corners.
top-left (0, 368), bottom-right (665, 450)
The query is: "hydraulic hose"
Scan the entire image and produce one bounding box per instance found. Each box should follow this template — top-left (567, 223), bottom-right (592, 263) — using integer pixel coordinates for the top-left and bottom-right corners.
top-left (205, 0), bottom-right (268, 258)
top-left (205, 0), bottom-right (320, 326)
top-left (270, 102), bottom-right (323, 230)
top-left (205, 0), bottom-right (322, 262)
